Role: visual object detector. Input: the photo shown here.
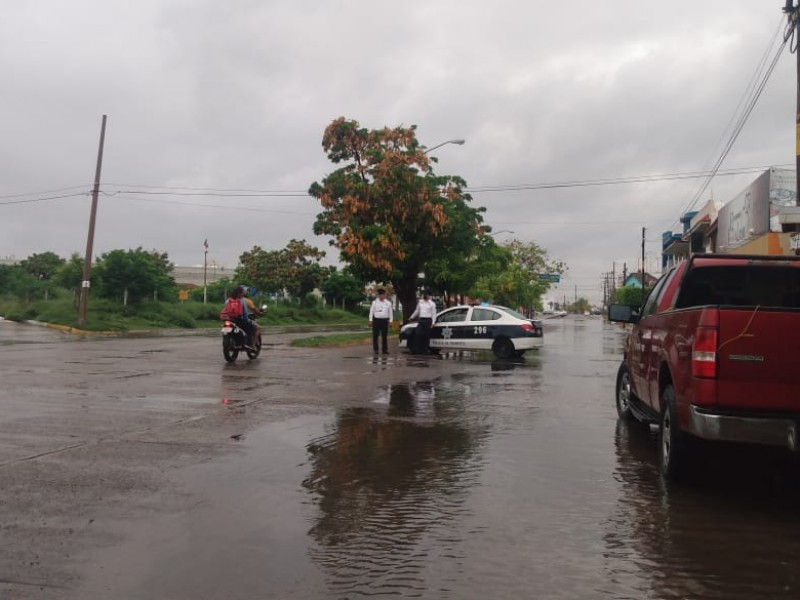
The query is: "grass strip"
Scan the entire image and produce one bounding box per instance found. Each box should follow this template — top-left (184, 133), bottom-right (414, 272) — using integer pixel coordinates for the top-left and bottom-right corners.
top-left (290, 332), bottom-right (373, 348)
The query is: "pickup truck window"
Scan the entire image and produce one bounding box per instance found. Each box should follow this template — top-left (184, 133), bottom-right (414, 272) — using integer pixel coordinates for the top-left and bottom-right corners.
top-left (674, 265), bottom-right (800, 309)
top-left (640, 271), bottom-right (671, 317)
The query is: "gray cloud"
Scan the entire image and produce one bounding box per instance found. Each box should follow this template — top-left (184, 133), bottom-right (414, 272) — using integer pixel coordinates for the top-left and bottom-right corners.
top-left (1, 1), bottom-right (794, 303)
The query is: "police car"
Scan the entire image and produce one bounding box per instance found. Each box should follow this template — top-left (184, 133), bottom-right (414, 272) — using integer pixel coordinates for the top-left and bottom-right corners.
top-left (399, 304), bottom-right (544, 359)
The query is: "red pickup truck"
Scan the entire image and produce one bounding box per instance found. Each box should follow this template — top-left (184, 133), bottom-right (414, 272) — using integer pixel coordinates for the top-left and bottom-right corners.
top-left (608, 254), bottom-right (800, 481)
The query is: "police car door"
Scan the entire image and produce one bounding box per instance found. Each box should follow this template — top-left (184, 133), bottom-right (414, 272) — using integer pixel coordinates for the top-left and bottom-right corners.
top-left (469, 306), bottom-right (502, 350)
top-left (431, 307), bottom-right (470, 349)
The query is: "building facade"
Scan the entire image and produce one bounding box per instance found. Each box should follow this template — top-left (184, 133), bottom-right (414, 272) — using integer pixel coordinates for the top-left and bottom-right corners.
top-left (662, 167), bottom-right (800, 269)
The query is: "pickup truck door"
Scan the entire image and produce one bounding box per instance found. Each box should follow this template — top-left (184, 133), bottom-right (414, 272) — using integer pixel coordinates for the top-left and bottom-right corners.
top-left (629, 272), bottom-right (673, 408)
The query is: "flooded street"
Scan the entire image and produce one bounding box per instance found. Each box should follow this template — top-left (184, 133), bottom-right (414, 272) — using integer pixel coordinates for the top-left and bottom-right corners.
top-left (2, 317), bottom-right (800, 599)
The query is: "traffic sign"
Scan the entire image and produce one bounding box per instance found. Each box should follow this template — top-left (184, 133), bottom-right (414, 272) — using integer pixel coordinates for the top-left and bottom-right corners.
top-left (538, 273), bottom-right (560, 283)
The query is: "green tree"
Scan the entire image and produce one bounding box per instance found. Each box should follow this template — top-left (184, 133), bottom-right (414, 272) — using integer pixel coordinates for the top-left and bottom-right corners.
top-left (505, 239), bottom-right (566, 308)
top-left (282, 239), bottom-right (327, 304)
top-left (321, 267), bottom-right (366, 309)
top-left (0, 264), bottom-right (41, 299)
top-left (188, 278), bottom-right (234, 304)
top-left (236, 246), bottom-right (284, 296)
top-left (470, 239), bottom-right (565, 313)
top-left (20, 251), bottom-right (65, 280)
top-left (568, 297), bottom-right (591, 314)
top-left (94, 248), bottom-right (177, 304)
top-left (309, 117), bottom-right (486, 321)
top-left (236, 239), bottom-right (327, 306)
top-left (615, 285), bottom-right (650, 307)
top-left (54, 253), bottom-right (87, 306)
top-left (424, 235), bottom-right (511, 306)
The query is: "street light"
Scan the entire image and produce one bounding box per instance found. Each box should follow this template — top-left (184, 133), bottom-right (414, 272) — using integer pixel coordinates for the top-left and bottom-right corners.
top-left (424, 139), bottom-right (465, 154)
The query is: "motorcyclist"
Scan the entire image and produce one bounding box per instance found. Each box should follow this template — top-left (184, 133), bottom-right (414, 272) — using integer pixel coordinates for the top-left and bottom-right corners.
top-left (239, 285), bottom-right (263, 346)
top-left (222, 286), bottom-right (256, 348)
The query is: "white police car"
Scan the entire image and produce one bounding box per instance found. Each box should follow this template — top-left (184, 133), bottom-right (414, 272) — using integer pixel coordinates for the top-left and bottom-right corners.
top-left (399, 304), bottom-right (544, 359)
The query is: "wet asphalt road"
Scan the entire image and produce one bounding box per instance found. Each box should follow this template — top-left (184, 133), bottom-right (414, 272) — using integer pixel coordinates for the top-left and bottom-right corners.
top-left (2, 317), bottom-right (800, 599)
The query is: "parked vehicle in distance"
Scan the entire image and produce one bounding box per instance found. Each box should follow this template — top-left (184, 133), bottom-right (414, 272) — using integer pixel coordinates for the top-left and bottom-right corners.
top-left (608, 254), bottom-right (800, 481)
top-left (399, 304), bottom-right (543, 359)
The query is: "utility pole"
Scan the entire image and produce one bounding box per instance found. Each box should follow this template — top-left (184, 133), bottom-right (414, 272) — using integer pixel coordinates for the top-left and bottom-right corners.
top-left (203, 239), bottom-right (209, 304)
top-left (784, 1), bottom-right (800, 203)
top-left (641, 226), bottom-right (646, 307)
top-left (78, 115), bottom-right (108, 328)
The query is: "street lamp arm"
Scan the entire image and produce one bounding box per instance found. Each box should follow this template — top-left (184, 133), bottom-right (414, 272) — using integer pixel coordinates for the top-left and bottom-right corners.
top-left (424, 139), bottom-right (465, 154)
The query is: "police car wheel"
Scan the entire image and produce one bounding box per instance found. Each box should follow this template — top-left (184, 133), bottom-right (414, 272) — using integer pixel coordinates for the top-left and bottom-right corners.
top-left (492, 337), bottom-right (515, 359)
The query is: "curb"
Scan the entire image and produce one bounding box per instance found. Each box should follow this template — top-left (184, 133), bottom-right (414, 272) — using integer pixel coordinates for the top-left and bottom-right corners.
top-left (45, 322), bottom-right (121, 336)
top-left (15, 320), bottom-right (121, 336)
top-left (42, 323), bottom-right (119, 335)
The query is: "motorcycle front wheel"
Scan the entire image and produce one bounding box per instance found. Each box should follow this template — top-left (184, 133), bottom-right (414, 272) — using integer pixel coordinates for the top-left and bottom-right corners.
top-left (222, 335), bottom-right (239, 363)
top-left (246, 333), bottom-right (262, 359)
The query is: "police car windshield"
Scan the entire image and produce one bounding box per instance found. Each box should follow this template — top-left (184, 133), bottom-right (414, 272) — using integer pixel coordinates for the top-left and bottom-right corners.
top-left (496, 306), bottom-right (528, 320)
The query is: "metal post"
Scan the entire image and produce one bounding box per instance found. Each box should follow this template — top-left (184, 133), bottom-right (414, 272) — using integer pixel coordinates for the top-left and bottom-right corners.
top-left (784, 1), bottom-right (800, 204)
top-left (641, 227), bottom-right (646, 307)
top-left (796, 4), bottom-right (800, 206)
top-left (203, 239), bottom-right (209, 304)
top-left (78, 115), bottom-right (107, 327)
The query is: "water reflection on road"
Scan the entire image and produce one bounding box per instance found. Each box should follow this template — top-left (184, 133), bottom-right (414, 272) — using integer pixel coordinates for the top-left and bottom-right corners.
top-left (303, 382), bottom-right (489, 597)
top-left (52, 317), bottom-right (800, 599)
top-left (299, 317), bottom-right (800, 599)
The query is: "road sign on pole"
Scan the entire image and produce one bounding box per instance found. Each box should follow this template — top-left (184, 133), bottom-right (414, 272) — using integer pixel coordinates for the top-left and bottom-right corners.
top-left (538, 273), bottom-right (561, 283)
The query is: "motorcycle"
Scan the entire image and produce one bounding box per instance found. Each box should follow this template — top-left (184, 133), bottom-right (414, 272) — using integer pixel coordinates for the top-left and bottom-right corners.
top-left (221, 307), bottom-right (265, 363)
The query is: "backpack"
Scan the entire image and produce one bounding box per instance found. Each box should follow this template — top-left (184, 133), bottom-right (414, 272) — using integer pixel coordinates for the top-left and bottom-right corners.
top-left (220, 296), bottom-right (243, 320)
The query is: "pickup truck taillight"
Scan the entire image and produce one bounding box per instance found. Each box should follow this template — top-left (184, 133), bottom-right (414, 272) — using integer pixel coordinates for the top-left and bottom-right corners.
top-left (692, 326), bottom-right (718, 378)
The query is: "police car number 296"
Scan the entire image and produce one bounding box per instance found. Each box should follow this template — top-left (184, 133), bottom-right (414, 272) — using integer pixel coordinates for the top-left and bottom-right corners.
top-left (399, 304), bottom-right (544, 359)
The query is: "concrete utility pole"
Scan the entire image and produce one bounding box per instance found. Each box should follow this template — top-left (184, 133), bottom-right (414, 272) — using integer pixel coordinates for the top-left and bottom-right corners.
top-left (78, 115), bottom-right (108, 328)
top-left (203, 239), bottom-right (209, 304)
top-left (784, 1), bottom-right (800, 203)
top-left (641, 227), bottom-right (646, 306)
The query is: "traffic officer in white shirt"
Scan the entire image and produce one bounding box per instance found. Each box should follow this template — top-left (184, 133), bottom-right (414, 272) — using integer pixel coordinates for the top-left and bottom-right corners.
top-left (368, 288), bottom-right (394, 354)
top-left (409, 290), bottom-right (437, 354)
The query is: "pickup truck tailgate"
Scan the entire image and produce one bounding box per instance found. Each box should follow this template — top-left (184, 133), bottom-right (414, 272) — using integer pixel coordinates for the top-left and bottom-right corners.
top-left (716, 309), bottom-right (800, 412)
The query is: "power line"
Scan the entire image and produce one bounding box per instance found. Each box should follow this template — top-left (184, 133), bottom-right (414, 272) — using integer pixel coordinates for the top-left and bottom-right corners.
top-left (466, 165), bottom-right (785, 193)
top-left (103, 164), bottom-right (790, 197)
top-left (670, 18), bottom-right (790, 229)
top-left (107, 194), bottom-right (317, 217)
top-left (0, 192), bottom-right (87, 206)
top-left (2, 163), bottom-right (792, 207)
top-left (108, 190), bottom-right (309, 198)
top-left (0, 185), bottom-right (89, 200)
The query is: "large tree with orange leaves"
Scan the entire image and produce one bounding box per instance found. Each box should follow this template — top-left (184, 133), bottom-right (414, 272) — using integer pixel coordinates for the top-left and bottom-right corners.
top-left (309, 117), bottom-right (486, 321)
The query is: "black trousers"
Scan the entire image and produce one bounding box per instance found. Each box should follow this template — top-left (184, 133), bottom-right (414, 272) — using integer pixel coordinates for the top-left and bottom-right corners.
top-left (372, 318), bottom-right (389, 353)
top-left (416, 317), bottom-right (433, 353)
top-left (234, 316), bottom-right (256, 346)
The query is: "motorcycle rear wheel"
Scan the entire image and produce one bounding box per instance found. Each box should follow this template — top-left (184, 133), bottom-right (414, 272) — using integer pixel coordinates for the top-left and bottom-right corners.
top-left (223, 336), bottom-right (239, 363)
top-left (246, 333), bottom-right (262, 359)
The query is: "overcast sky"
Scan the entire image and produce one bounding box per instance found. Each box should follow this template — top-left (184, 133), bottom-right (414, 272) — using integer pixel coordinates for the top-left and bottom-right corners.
top-left (1, 1), bottom-right (795, 304)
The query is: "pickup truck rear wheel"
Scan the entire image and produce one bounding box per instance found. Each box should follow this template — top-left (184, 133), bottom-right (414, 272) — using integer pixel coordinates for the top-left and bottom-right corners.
top-left (615, 362), bottom-right (637, 421)
top-left (659, 384), bottom-right (687, 482)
